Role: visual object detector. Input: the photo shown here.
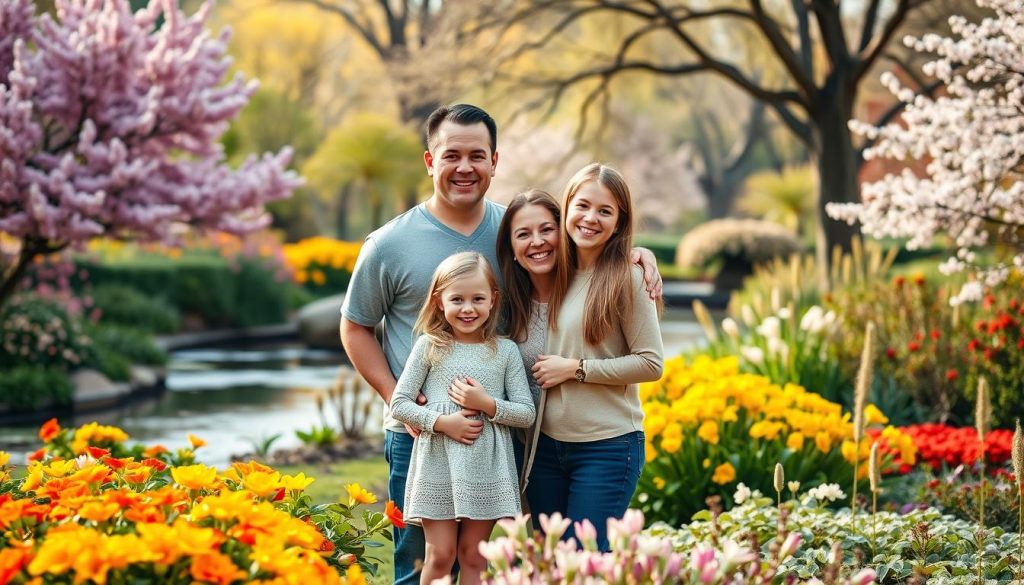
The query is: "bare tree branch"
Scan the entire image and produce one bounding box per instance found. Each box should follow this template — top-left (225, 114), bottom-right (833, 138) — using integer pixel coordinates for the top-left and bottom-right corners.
top-left (855, 0), bottom-right (925, 83)
top-left (791, 0), bottom-right (814, 76)
top-left (858, 0), bottom-right (884, 52)
top-left (747, 0), bottom-right (816, 98)
top-left (284, 0), bottom-right (385, 56)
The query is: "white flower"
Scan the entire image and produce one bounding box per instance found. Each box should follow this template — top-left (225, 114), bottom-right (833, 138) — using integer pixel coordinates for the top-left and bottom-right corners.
top-left (767, 336), bottom-right (789, 361)
top-left (770, 287), bottom-right (782, 312)
top-left (756, 316), bottom-right (781, 340)
top-left (777, 307), bottom-right (792, 320)
top-left (799, 305), bottom-right (825, 333)
top-left (721, 318), bottom-right (741, 339)
top-left (741, 304), bottom-right (757, 326)
top-left (807, 483), bottom-right (846, 502)
top-left (787, 480), bottom-right (801, 494)
top-left (740, 346), bottom-right (764, 366)
top-left (733, 482), bottom-right (752, 504)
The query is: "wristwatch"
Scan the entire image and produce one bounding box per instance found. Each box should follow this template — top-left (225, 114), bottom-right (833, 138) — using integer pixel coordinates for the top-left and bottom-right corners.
top-left (574, 358), bottom-right (586, 383)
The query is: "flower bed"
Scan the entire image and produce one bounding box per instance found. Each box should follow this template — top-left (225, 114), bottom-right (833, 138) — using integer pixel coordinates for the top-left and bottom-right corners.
top-left (884, 423), bottom-right (1013, 472)
top-left (634, 355), bottom-right (916, 525)
top-left (650, 495), bottom-right (1022, 583)
top-left (0, 420), bottom-right (396, 584)
top-left (282, 237), bottom-right (361, 295)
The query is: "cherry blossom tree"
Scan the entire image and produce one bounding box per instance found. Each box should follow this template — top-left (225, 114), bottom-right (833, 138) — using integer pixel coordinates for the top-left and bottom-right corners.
top-left (0, 0), bottom-right (300, 307)
top-left (828, 0), bottom-right (1024, 304)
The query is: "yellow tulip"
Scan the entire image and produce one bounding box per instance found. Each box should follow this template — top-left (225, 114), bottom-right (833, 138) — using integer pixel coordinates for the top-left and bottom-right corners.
top-left (697, 420), bottom-right (719, 445)
top-left (786, 432), bottom-right (805, 451)
top-left (815, 431), bottom-right (832, 453)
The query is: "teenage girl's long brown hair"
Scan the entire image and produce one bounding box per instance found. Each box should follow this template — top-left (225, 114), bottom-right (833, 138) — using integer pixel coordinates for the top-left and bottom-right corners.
top-left (496, 189), bottom-right (566, 343)
top-left (413, 252), bottom-right (501, 365)
top-left (552, 163), bottom-right (634, 345)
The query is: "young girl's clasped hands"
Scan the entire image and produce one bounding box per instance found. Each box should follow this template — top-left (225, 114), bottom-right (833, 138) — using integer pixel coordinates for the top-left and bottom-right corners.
top-left (389, 252), bottom-right (535, 585)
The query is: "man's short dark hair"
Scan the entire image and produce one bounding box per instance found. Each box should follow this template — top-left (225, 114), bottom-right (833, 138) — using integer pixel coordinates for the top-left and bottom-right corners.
top-left (424, 104), bottom-right (497, 154)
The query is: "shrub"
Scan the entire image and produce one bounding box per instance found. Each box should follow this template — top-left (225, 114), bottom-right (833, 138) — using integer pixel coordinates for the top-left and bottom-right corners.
top-left (89, 284), bottom-right (180, 333)
top-left (0, 420), bottom-right (397, 583)
top-left (633, 355), bottom-right (916, 525)
top-left (916, 468), bottom-right (1019, 532)
top-left (0, 366), bottom-right (74, 411)
top-left (0, 296), bottom-right (90, 370)
top-left (963, 284), bottom-right (1024, 427)
top-left (83, 323), bottom-right (167, 367)
top-left (78, 255), bottom-right (292, 329)
top-left (675, 219), bottom-right (802, 269)
top-left (651, 495), bottom-right (1021, 583)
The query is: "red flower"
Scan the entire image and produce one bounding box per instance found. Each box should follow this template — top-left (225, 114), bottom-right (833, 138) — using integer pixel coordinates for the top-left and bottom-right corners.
top-left (913, 274), bottom-right (926, 286)
top-left (885, 347), bottom-right (897, 360)
top-left (967, 339), bottom-right (981, 352)
top-left (945, 369), bottom-right (958, 382)
top-left (907, 341), bottom-right (921, 352)
top-left (385, 500), bottom-right (406, 529)
top-left (930, 330), bottom-right (941, 340)
top-left (38, 418), bottom-right (62, 443)
top-left (893, 276), bottom-right (906, 288)
top-left (85, 446), bottom-right (110, 459)
top-left (27, 448), bottom-right (46, 462)
top-left (984, 294), bottom-right (996, 309)
top-left (1017, 338), bottom-right (1024, 350)
top-left (983, 348), bottom-right (995, 360)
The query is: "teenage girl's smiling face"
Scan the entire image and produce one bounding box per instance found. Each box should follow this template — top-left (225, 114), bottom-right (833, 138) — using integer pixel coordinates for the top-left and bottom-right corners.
top-left (565, 180), bottom-right (620, 256)
top-left (510, 204), bottom-right (559, 276)
top-left (439, 270), bottom-right (496, 342)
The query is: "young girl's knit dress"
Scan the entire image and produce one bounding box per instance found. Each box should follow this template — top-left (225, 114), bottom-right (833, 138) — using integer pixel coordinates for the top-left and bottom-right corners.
top-left (390, 336), bottom-right (535, 522)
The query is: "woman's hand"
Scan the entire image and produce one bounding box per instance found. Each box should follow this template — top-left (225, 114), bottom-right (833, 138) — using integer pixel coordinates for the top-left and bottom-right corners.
top-left (449, 377), bottom-right (497, 418)
top-left (532, 355), bottom-right (579, 390)
top-left (630, 247), bottom-right (663, 300)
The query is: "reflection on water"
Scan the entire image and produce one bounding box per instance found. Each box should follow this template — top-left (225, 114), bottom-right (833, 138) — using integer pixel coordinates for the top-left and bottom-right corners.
top-left (0, 346), bottom-right (382, 468)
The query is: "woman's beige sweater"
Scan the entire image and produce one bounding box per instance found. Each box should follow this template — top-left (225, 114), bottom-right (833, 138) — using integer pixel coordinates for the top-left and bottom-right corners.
top-left (540, 265), bottom-right (664, 442)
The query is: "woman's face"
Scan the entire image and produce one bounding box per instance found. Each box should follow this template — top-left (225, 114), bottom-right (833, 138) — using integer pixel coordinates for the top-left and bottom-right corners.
top-left (565, 180), bottom-right (620, 255)
top-left (509, 203), bottom-right (559, 276)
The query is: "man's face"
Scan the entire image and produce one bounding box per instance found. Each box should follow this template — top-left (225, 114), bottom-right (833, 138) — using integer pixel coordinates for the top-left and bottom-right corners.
top-left (424, 121), bottom-right (498, 211)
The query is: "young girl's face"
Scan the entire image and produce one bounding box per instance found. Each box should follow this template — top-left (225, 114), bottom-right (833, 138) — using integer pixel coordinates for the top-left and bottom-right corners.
top-left (438, 269), bottom-right (496, 342)
top-left (565, 180), bottom-right (620, 254)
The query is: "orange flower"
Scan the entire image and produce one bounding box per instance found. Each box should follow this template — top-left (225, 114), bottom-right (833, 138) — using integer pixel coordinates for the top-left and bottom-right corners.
top-left (38, 419), bottom-right (61, 443)
top-left (187, 434), bottom-right (207, 449)
top-left (188, 553), bottom-right (245, 585)
top-left (143, 445), bottom-right (168, 458)
top-left (78, 500), bottom-right (120, 523)
top-left (711, 462), bottom-right (736, 485)
top-left (385, 500), bottom-right (406, 529)
top-left (0, 546), bottom-right (31, 585)
top-left (27, 448), bottom-right (46, 463)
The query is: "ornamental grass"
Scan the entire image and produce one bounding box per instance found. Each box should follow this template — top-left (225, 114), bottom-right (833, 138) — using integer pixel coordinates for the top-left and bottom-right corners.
top-left (0, 419), bottom-right (396, 585)
top-left (633, 355), bottom-right (916, 525)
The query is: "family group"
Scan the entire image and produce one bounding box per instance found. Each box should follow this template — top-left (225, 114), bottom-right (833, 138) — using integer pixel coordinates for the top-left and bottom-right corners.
top-left (339, 104), bottom-right (665, 585)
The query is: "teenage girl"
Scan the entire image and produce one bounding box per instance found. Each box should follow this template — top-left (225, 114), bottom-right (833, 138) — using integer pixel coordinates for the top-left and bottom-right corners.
top-left (525, 163), bottom-right (664, 551)
top-left (389, 251), bottom-right (535, 585)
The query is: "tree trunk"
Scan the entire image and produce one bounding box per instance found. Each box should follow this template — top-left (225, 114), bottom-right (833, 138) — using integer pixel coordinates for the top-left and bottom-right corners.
top-left (812, 80), bottom-right (863, 279)
top-left (0, 239), bottom-right (62, 311)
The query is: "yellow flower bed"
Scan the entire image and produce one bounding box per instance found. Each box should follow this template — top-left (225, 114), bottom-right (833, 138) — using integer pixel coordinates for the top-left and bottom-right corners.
top-left (282, 237), bottom-right (361, 288)
top-left (0, 420), bottom-right (395, 585)
top-left (634, 355), bottom-right (916, 525)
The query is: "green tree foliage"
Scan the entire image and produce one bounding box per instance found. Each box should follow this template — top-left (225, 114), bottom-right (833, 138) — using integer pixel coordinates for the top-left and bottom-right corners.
top-left (303, 114), bottom-right (426, 233)
top-left (737, 165), bottom-right (817, 239)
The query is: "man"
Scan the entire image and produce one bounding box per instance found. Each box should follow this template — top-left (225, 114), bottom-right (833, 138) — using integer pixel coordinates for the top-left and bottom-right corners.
top-left (340, 104), bottom-right (660, 584)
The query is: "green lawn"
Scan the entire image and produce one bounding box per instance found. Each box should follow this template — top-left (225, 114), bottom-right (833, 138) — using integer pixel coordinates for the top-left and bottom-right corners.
top-left (277, 458), bottom-right (395, 584)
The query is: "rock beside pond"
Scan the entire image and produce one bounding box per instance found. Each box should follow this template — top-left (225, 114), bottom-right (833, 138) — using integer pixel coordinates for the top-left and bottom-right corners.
top-left (297, 294), bottom-right (345, 349)
top-left (70, 369), bottom-right (125, 404)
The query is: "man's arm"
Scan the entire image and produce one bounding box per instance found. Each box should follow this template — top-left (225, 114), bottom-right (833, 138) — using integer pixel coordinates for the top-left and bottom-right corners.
top-left (340, 318), bottom-right (397, 403)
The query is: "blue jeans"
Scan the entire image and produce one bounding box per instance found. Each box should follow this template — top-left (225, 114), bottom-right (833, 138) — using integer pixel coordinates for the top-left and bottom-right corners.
top-left (524, 431), bottom-right (644, 551)
top-left (384, 430), bottom-right (424, 585)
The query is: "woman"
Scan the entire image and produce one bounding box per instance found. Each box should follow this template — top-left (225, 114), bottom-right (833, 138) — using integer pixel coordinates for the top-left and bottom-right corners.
top-left (495, 189), bottom-right (563, 489)
top-left (498, 165), bottom-right (663, 551)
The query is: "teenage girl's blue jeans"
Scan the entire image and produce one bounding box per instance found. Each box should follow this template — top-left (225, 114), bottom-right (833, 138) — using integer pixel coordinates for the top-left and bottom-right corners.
top-left (524, 431), bottom-right (644, 551)
top-left (384, 430), bottom-right (424, 585)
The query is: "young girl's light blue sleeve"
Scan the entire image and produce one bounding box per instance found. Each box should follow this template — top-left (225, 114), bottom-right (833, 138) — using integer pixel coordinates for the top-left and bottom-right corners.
top-left (389, 337), bottom-right (441, 432)
top-left (488, 340), bottom-right (536, 429)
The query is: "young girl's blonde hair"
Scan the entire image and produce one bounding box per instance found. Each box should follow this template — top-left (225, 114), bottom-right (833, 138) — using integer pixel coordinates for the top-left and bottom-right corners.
top-left (414, 252), bottom-right (501, 365)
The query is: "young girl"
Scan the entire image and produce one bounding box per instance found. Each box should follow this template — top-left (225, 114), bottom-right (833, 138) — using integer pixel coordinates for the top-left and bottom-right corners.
top-left (526, 163), bottom-right (664, 551)
top-left (389, 251), bottom-right (535, 585)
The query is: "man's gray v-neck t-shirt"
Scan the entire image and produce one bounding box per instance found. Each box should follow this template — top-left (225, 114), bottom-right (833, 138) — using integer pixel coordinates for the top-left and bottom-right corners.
top-left (341, 200), bottom-right (506, 433)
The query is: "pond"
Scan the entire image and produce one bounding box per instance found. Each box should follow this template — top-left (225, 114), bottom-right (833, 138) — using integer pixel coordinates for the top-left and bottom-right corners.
top-left (0, 316), bottom-right (703, 468)
top-left (0, 345), bottom-right (379, 467)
